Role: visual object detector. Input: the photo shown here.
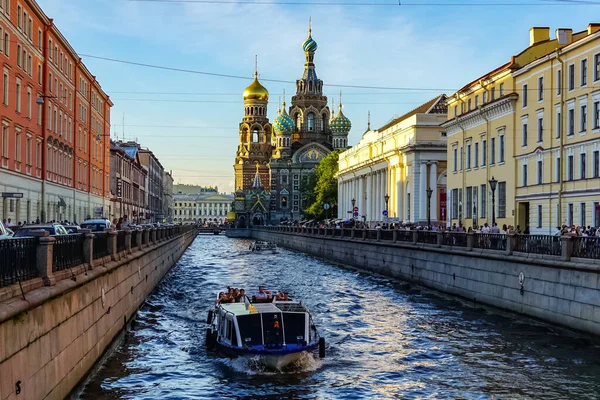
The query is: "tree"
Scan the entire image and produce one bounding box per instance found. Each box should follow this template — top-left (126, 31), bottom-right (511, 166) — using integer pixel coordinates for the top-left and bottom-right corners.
top-left (303, 150), bottom-right (341, 220)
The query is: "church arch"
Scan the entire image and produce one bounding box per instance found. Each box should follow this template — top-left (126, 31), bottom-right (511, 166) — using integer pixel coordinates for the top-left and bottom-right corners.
top-left (307, 113), bottom-right (315, 131)
top-left (308, 81), bottom-right (313, 92)
top-left (252, 130), bottom-right (259, 142)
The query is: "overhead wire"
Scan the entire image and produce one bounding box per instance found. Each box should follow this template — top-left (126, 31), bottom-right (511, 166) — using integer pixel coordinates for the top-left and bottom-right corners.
top-left (127, 0), bottom-right (600, 5)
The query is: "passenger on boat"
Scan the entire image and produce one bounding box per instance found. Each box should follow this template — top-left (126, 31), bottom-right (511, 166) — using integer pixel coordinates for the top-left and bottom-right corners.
top-left (276, 290), bottom-right (285, 300)
top-left (283, 292), bottom-right (290, 301)
top-left (237, 288), bottom-right (246, 302)
top-left (254, 286), bottom-right (272, 302)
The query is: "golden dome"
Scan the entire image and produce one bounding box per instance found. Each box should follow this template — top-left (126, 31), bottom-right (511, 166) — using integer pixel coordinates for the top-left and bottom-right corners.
top-left (243, 76), bottom-right (269, 102)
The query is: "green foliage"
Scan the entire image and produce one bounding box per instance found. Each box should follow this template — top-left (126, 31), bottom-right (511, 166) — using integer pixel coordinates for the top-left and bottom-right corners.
top-left (302, 150), bottom-right (341, 220)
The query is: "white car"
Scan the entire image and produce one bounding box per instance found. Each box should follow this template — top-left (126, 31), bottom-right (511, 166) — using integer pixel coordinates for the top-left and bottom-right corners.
top-left (0, 221), bottom-right (11, 240)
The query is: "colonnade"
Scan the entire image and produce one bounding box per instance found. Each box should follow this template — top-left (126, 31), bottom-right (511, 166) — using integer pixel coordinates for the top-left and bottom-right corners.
top-left (338, 161), bottom-right (442, 226)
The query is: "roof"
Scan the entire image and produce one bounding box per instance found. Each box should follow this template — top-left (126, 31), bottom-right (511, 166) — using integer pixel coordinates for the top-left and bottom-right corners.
top-left (122, 147), bottom-right (138, 159)
top-left (377, 94), bottom-right (448, 132)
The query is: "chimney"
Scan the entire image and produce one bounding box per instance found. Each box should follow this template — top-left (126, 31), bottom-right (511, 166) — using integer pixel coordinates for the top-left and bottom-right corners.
top-left (556, 28), bottom-right (573, 45)
top-left (530, 27), bottom-right (550, 46)
top-left (588, 23), bottom-right (600, 35)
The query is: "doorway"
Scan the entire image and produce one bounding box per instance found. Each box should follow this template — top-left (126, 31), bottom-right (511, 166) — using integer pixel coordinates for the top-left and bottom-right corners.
top-left (518, 202), bottom-right (530, 231)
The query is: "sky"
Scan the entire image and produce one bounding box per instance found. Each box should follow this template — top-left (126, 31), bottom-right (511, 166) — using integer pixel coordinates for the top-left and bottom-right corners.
top-left (36, 0), bottom-right (594, 193)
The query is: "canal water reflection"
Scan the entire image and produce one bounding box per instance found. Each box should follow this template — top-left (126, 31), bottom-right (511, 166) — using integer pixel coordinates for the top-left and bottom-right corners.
top-left (80, 235), bottom-right (600, 399)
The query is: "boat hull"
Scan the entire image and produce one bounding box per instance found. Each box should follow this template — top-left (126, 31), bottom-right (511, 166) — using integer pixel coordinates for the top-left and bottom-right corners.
top-left (214, 341), bottom-right (317, 370)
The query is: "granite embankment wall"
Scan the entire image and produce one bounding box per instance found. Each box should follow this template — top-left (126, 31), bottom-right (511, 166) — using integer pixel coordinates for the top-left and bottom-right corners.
top-left (252, 229), bottom-right (600, 336)
top-left (0, 229), bottom-right (197, 400)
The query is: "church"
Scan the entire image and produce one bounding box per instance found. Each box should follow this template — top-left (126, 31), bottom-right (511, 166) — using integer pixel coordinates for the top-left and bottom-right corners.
top-left (233, 22), bottom-right (352, 227)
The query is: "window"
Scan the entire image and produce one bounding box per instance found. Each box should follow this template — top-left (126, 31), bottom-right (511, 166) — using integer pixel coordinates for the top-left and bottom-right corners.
top-left (281, 196), bottom-right (287, 208)
top-left (499, 83), bottom-right (504, 97)
top-left (466, 187), bottom-right (472, 218)
top-left (522, 121), bottom-right (528, 146)
top-left (475, 95), bottom-right (479, 107)
top-left (581, 203), bottom-right (587, 227)
top-left (454, 105), bottom-right (457, 117)
top-left (480, 184), bottom-right (486, 218)
top-left (522, 84), bottom-right (528, 107)
top-left (581, 59), bottom-right (588, 87)
top-left (537, 117), bottom-right (543, 142)
top-left (466, 143), bottom-right (471, 169)
top-left (26, 87), bottom-right (31, 119)
top-left (3, 71), bottom-right (8, 105)
top-left (580, 153), bottom-right (587, 179)
top-left (538, 77), bottom-right (544, 101)
top-left (15, 131), bottom-right (20, 162)
top-left (568, 109), bottom-right (575, 135)
top-left (522, 164), bottom-right (528, 187)
top-left (568, 203), bottom-right (574, 226)
top-left (16, 44), bottom-right (21, 67)
top-left (490, 138), bottom-right (496, 164)
top-left (26, 136), bottom-right (31, 166)
top-left (537, 160), bottom-right (543, 184)
top-left (459, 147), bottom-right (463, 170)
top-left (595, 54), bottom-right (600, 81)
top-left (556, 110), bottom-right (561, 138)
top-left (491, 87), bottom-right (496, 101)
top-left (499, 134), bottom-right (505, 163)
top-left (498, 182), bottom-right (506, 218)
top-left (1, 125), bottom-right (7, 158)
top-left (482, 139), bottom-right (487, 166)
top-left (594, 100), bottom-right (600, 129)
top-left (451, 189), bottom-right (458, 219)
top-left (17, 4), bottom-right (21, 29)
top-left (3, 32), bottom-right (8, 55)
top-left (38, 29), bottom-right (41, 50)
top-left (556, 156), bottom-right (561, 182)
top-left (15, 78), bottom-right (21, 113)
top-left (452, 147), bottom-right (457, 172)
top-left (537, 205), bottom-right (543, 228)
top-left (567, 155), bottom-right (574, 181)
top-left (557, 69), bottom-right (562, 95)
top-left (580, 104), bottom-right (587, 132)
top-left (483, 92), bottom-right (488, 104)
top-left (569, 64), bottom-right (575, 91)
top-left (468, 99), bottom-right (472, 111)
top-left (594, 151), bottom-right (600, 178)
top-left (307, 113), bottom-right (314, 131)
top-left (474, 142), bottom-right (479, 168)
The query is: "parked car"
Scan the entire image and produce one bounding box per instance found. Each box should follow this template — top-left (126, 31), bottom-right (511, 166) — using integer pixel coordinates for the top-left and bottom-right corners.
top-left (63, 225), bottom-right (81, 234)
top-left (80, 219), bottom-right (112, 232)
top-left (0, 221), bottom-right (11, 240)
top-left (13, 223), bottom-right (69, 237)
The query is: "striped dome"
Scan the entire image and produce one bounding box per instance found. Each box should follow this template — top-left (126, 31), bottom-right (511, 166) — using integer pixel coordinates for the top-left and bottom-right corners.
top-left (274, 107), bottom-right (294, 133)
top-left (302, 35), bottom-right (318, 53)
top-left (330, 108), bottom-right (352, 134)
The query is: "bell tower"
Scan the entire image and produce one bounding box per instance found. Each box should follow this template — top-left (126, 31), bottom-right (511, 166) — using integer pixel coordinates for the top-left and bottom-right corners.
top-left (234, 57), bottom-right (272, 192)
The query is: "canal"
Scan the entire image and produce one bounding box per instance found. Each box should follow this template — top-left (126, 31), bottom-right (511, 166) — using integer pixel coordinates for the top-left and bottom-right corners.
top-left (80, 235), bottom-right (600, 399)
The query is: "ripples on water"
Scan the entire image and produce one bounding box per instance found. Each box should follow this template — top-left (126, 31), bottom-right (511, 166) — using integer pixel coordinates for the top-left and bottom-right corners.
top-left (80, 236), bottom-right (600, 399)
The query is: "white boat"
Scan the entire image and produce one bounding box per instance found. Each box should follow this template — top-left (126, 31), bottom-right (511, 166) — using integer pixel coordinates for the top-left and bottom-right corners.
top-left (205, 296), bottom-right (324, 370)
top-left (249, 241), bottom-right (277, 252)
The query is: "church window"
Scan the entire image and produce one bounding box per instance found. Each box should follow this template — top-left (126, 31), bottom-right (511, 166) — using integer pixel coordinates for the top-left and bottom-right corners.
top-left (307, 113), bottom-right (315, 131)
top-left (296, 113), bottom-right (301, 129)
top-left (252, 129), bottom-right (258, 142)
top-left (281, 196), bottom-right (288, 208)
top-left (308, 81), bottom-right (313, 92)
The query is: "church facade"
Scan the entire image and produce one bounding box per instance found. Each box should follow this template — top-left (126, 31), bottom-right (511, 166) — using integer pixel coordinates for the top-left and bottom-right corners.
top-left (233, 23), bottom-right (351, 225)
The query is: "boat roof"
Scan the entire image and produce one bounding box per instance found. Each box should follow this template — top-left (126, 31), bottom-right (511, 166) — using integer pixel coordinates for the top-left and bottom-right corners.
top-left (219, 301), bottom-right (307, 316)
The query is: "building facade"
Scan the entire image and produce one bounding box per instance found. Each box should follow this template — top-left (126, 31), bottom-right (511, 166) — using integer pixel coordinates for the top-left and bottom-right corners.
top-left (162, 170), bottom-right (174, 223)
top-left (173, 192), bottom-right (233, 225)
top-left (109, 140), bottom-right (147, 223)
top-left (444, 24), bottom-right (600, 232)
top-left (233, 23), bottom-right (351, 225)
top-left (0, 0), bottom-right (112, 224)
top-left (337, 96), bottom-right (448, 225)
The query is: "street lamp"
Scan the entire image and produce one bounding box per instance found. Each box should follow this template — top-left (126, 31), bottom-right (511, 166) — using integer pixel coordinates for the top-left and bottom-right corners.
top-left (384, 194), bottom-right (389, 221)
top-left (489, 176), bottom-right (498, 225)
top-left (426, 187), bottom-right (433, 227)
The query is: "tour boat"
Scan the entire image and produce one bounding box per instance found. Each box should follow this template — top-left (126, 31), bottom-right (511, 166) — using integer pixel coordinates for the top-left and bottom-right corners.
top-left (205, 296), bottom-right (324, 370)
top-left (249, 241), bottom-right (278, 252)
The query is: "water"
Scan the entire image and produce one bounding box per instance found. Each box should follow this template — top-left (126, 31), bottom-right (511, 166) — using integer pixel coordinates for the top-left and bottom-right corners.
top-left (80, 236), bottom-right (600, 399)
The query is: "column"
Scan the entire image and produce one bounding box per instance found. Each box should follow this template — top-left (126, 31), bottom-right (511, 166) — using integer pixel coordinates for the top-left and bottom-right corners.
top-left (383, 168), bottom-right (388, 215)
top-left (389, 167), bottom-right (395, 218)
top-left (373, 171), bottom-right (379, 222)
top-left (358, 176), bottom-right (364, 219)
top-left (397, 166), bottom-right (404, 221)
top-left (429, 162), bottom-right (438, 223)
top-left (337, 180), bottom-right (342, 219)
top-left (419, 162), bottom-right (428, 221)
top-left (366, 173), bottom-right (372, 223)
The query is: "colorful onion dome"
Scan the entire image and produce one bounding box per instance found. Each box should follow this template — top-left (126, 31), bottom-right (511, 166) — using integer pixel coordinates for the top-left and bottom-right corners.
top-left (302, 34), bottom-right (318, 53)
top-left (330, 107), bottom-right (352, 134)
top-left (274, 105), bottom-right (294, 133)
top-left (243, 75), bottom-right (269, 102)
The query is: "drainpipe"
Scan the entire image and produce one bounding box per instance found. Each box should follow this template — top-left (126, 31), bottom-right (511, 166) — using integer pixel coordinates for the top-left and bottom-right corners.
top-left (480, 106), bottom-right (490, 223)
top-left (557, 48), bottom-right (565, 227)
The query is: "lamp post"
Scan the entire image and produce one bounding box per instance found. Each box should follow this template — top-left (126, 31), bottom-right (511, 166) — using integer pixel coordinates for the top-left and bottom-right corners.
top-left (384, 194), bottom-right (389, 222)
top-left (426, 187), bottom-right (433, 227)
top-left (351, 198), bottom-right (356, 217)
top-left (489, 176), bottom-right (498, 225)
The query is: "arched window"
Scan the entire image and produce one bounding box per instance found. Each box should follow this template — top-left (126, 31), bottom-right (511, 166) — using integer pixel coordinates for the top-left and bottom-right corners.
top-left (322, 112), bottom-right (328, 130)
top-left (295, 113), bottom-right (301, 129)
top-left (308, 81), bottom-right (313, 92)
top-left (307, 113), bottom-right (314, 131)
top-left (252, 129), bottom-right (259, 142)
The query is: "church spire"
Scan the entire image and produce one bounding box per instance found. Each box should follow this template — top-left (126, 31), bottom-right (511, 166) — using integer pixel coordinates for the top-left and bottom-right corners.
top-left (252, 163), bottom-right (263, 189)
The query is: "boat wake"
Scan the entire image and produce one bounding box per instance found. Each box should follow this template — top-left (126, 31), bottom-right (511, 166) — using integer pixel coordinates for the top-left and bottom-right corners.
top-left (216, 352), bottom-right (323, 375)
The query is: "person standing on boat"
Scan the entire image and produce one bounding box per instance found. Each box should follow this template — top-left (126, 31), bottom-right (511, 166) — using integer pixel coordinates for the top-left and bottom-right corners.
top-left (255, 286), bottom-right (269, 300)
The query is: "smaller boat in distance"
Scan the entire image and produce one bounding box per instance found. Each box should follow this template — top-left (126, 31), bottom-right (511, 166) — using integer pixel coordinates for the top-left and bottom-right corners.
top-left (206, 291), bottom-right (325, 370)
top-left (249, 241), bottom-right (277, 252)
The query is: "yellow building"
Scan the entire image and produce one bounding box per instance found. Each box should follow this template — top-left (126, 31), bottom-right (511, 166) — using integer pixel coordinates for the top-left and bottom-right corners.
top-left (444, 23), bottom-right (600, 232)
top-left (337, 95), bottom-right (448, 225)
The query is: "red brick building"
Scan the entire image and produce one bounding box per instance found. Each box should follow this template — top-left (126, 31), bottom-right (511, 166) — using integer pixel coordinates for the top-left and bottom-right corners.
top-left (0, 0), bottom-right (112, 223)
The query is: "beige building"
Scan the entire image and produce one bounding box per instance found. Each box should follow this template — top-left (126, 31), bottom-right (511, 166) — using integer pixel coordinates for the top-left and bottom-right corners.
top-left (337, 95), bottom-right (448, 225)
top-left (173, 192), bottom-right (234, 225)
top-left (444, 23), bottom-right (600, 232)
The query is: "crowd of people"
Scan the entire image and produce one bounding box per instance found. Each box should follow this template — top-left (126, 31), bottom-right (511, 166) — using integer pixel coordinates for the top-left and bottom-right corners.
top-left (2, 218), bottom-right (75, 228)
top-left (217, 286), bottom-right (291, 304)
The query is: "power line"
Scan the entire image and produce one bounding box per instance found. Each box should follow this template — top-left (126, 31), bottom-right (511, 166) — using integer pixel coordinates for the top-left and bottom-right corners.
top-left (127, 0), bottom-right (600, 5)
top-left (111, 97), bottom-right (425, 105)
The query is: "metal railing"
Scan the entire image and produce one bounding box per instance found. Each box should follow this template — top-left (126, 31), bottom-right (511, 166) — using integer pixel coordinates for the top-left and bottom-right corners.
top-left (116, 231), bottom-right (127, 253)
top-left (93, 232), bottom-right (110, 260)
top-left (131, 230), bottom-right (139, 248)
top-left (417, 231), bottom-right (437, 245)
top-left (0, 238), bottom-right (38, 288)
top-left (572, 236), bottom-right (600, 259)
top-left (52, 234), bottom-right (85, 272)
top-left (514, 235), bottom-right (561, 256)
top-left (443, 232), bottom-right (468, 247)
top-left (473, 234), bottom-right (507, 251)
top-left (396, 230), bottom-right (413, 242)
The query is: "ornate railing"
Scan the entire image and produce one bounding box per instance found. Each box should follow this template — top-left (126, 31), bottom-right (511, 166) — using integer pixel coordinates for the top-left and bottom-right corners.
top-left (442, 232), bottom-right (468, 247)
top-left (116, 231), bottom-right (127, 253)
top-left (131, 231), bottom-right (139, 248)
top-left (93, 232), bottom-right (109, 260)
top-left (473, 234), bottom-right (507, 251)
top-left (417, 231), bottom-right (437, 245)
top-left (52, 234), bottom-right (85, 272)
top-left (514, 235), bottom-right (561, 256)
top-left (572, 237), bottom-right (600, 259)
top-left (0, 238), bottom-right (38, 288)
top-left (396, 230), bottom-right (413, 242)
